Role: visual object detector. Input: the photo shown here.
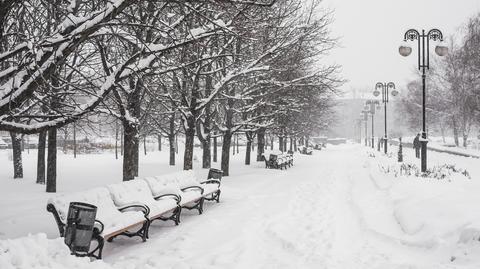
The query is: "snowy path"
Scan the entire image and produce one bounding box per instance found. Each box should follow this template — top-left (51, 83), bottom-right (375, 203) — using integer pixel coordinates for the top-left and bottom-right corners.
top-left (100, 145), bottom-right (457, 269)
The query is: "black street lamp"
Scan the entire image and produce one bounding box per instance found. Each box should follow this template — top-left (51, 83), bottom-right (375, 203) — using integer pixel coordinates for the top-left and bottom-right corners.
top-left (373, 82), bottom-right (398, 154)
top-left (360, 111), bottom-right (369, 146)
top-left (399, 29), bottom-right (448, 172)
top-left (365, 100), bottom-right (380, 149)
top-left (356, 119), bottom-right (363, 144)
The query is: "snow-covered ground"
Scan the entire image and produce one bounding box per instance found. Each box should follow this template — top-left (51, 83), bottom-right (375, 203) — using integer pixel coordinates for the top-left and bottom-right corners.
top-left (2, 143), bottom-right (480, 268)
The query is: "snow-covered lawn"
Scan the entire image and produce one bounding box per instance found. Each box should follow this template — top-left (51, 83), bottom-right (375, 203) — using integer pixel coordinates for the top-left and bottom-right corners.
top-left (2, 144), bottom-right (480, 268)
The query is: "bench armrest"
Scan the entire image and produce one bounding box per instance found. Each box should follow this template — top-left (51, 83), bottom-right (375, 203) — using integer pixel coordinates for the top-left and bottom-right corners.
top-left (154, 193), bottom-right (181, 204)
top-left (46, 203), bottom-right (66, 237)
top-left (181, 186), bottom-right (204, 195)
top-left (118, 203), bottom-right (150, 218)
top-left (200, 179), bottom-right (221, 188)
top-left (94, 219), bottom-right (105, 234)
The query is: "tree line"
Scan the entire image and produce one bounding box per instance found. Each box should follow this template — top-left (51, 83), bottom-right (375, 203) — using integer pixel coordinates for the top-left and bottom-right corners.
top-left (0, 0), bottom-right (341, 192)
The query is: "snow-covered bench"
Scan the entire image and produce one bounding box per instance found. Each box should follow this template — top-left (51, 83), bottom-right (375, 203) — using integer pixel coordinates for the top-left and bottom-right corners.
top-left (107, 180), bottom-right (181, 229)
top-left (46, 187), bottom-right (149, 259)
top-left (177, 169), bottom-right (222, 203)
top-left (298, 146), bottom-right (313, 155)
top-left (264, 153), bottom-right (293, 169)
top-left (144, 170), bottom-right (221, 217)
top-left (46, 169), bottom-right (222, 259)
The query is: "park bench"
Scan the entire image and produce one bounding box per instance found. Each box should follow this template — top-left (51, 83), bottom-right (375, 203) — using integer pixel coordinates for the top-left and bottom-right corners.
top-left (47, 187), bottom-right (149, 259)
top-left (144, 170), bottom-right (222, 216)
top-left (298, 146), bottom-right (313, 155)
top-left (46, 168), bottom-right (222, 259)
top-left (264, 153), bottom-right (293, 169)
top-left (178, 169), bottom-right (222, 203)
top-left (107, 180), bottom-right (181, 228)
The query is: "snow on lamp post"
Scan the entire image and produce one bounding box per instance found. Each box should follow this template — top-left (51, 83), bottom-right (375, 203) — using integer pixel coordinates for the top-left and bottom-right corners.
top-left (373, 82), bottom-right (398, 154)
top-left (400, 29), bottom-right (447, 172)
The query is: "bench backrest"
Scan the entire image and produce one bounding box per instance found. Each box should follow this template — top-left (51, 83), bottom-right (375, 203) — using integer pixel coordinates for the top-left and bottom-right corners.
top-left (173, 170), bottom-right (199, 188)
top-left (207, 168), bottom-right (223, 180)
top-left (107, 180), bottom-right (156, 207)
top-left (48, 187), bottom-right (123, 224)
top-left (144, 176), bottom-right (181, 197)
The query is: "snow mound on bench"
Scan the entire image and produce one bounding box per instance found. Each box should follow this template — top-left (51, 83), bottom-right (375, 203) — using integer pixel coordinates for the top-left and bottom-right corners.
top-left (0, 233), bottom-right (112, 269)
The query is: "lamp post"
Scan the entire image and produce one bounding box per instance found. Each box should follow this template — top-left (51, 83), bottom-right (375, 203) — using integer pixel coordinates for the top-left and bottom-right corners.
top-left (399, 29), bottom-right (448, 172)
top-left (365, 100), bottom-right (380, 149)
top-left (357, 119), bottom-right (363, 143)
top-left (373, 82), bottom-right (398, 154)
top-left (360, 111), bottom-right (369, 146)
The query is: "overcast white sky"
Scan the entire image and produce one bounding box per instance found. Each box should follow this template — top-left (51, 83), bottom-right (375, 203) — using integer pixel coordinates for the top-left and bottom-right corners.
top-left (321, 0), bottom-right (480, 98)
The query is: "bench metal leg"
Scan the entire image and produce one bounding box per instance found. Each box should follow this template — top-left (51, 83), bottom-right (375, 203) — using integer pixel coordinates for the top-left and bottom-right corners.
top-left (215, 190), bottom-right (221, 203)
top-left (204, 189), bottom-right (221, 203)
top-left (107, 221), bottom-right (149, 243)
top-left (154, 207), bottom-right (181, 225)
top-left (182, 197), bottom-right (204, 215)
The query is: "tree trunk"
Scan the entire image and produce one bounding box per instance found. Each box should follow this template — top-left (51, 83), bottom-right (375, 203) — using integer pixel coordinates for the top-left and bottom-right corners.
top-left (37, 131), bottom-right (47, 184)
top-left (144, 135), bottom-right (147, 155)
top-left (463, 133), bottom-right (468, 148)
top-left (213, 134), bottom-right (218, 162)
top-left (270, 136), bottom-right (274, 150)
top-left (221, 132), bottom-right (232, 176)
top-left (62, 128), bottom-right (68, 154)
top-left (26, 136), bottom-right (30, 154)
top-left (289, 137), bottom-right (293, 151)
top-left (279, 136), bottom-right (284, 152)
top-left (200, 70), bottom-right (212, 168)
top-left (169, 134), bottom-right (175, 166)
top-left (236, 134), bottom-right (239, 154)
top-left (232, 134), bottom-right (236, 155)
top-left (20, 135), bottom-right (25, 152)
top-left (73, 122), bottom-right (77, 158)
top-left (256, 128), bottom-right (265, 161)
top-left (10, 132), bottom-right (23, 179)
top-left (122, 79), bottom-right (141, 181)
top-left (175, 135), bottom-right (178, 154)
top-left (440, 126), bottom-right (446, 144)
top-left (452, 116), bottom-right (459, 147)
top-left (120, 126), bottom-right (124, 156)
top-left (158, 134), bottom-right (162, 151)
top-left (183, 116), bottom-right (195, 170)
top-left (294, 138), bottom-right (297, 151)
top-left (169, 113), bottom-right (176, 165)
top-left (115, 121), bottom-right (119, 160)
top-left (196, 121), bottom-right (211, 169)
top-left (123, 122), bottom-right (139, 181)
top-left (202, 139), bottom-right (211, 168)
top-left (46, 128), bottom-right (57, 192)
top-left (245, 136), bottom-right (252, 165)
top-left (283, 137), bottom-right (287, 152)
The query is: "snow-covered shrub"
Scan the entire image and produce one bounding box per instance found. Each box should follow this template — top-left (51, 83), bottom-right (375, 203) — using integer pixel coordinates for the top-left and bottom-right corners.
top-left (380, 163), bottom-right (470, 180)
top-left (378, 164), bottom-right (397, 175)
